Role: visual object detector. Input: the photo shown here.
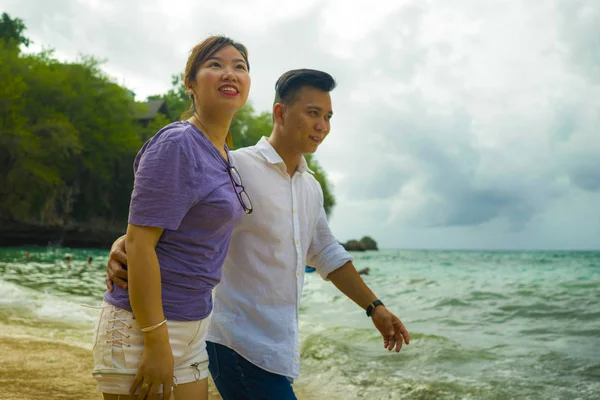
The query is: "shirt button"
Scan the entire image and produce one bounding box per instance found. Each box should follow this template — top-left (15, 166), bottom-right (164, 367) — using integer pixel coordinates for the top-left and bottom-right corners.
top-left (293, 209), bottom-right (297, 213)
top-left (295, 240), bottom-right (299, 244)
top-left (294, 357), bottom-right (299, 361)
top-left (296, 272), bottom-right (300, 277)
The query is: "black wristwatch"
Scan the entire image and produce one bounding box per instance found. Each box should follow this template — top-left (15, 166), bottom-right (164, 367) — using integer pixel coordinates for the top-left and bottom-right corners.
top-left (366, 299), bottom-right (384, 317)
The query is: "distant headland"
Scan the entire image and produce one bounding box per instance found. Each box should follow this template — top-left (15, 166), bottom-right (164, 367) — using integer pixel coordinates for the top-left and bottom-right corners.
top-left (341, 236), bottom-right (378, 252)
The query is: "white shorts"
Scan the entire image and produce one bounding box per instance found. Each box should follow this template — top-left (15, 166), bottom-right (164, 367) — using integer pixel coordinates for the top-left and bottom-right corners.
top-left (92, 302), bottom-right (210, 395)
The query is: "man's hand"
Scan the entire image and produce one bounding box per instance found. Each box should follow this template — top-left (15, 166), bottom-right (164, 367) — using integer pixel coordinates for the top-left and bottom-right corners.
top-left (371, 306), bottom-right (410, 353)
top-left (105, 235), bottom-right (129, 292)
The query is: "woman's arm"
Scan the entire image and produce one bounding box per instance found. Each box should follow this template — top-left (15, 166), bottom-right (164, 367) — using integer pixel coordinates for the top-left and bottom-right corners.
top-left (126, 224), bottom-right (164, 329)
top-left (125, 223), bottom-right (174, 400)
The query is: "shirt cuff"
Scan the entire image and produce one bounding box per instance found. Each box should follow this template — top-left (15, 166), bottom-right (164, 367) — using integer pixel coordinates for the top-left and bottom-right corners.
top-left (313, 242), bottom-right (353, 280)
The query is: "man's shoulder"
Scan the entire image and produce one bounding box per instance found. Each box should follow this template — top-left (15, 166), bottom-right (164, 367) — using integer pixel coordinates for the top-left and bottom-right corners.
top-left (231, 145), bottom-right (262, 164)
top-left (302, 169), bottom-right (322, 190)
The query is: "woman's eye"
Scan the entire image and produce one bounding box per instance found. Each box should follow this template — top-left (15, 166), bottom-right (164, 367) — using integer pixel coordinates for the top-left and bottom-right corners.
top-left (210, 62), bottom-right (221, 68)
top-left (236, 64), bottom-right (247, 70)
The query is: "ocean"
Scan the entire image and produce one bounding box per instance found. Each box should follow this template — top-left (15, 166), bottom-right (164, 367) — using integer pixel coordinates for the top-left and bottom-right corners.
top-left (1, 247), bottom-right (598, 399)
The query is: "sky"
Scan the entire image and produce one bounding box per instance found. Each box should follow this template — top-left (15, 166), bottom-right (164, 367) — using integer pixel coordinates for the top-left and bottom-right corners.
top-left (3, 0), bottom-right (599, 250)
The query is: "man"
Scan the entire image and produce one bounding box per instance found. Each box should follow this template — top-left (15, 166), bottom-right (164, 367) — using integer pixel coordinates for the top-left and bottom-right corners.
top-left (106, 69), bottom-right (410, 399)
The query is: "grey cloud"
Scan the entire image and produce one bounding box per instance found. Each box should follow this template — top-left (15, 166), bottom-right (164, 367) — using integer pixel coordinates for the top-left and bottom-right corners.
top-left (556, 0), bottom-right (600, 82)
top-left (345, 166), bottom-right (408, 201)
top-left (394, 112), bottom-right (538, 230)
top-left (569, 159), bottom-right (600, 191)
top-left (321, 0), bottom-right (600, 239)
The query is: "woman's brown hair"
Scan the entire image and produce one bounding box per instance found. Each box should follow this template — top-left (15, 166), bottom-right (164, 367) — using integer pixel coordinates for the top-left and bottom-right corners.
top-left (182, 36), bottom-right (250, 147)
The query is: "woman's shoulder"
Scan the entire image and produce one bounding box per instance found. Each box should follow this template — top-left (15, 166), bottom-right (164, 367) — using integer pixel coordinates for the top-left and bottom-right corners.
top-left (153, 121), bottom-right (196, 144)
top-left (142, 121), bottom-right (204, 157)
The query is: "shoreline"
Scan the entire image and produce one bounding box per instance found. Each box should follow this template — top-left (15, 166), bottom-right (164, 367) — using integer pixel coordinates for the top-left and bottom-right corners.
top-left (0, 223), bottom-right (124, 249)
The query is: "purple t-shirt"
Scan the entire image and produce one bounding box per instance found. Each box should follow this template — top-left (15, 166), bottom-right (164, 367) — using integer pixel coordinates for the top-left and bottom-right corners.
top-left (104, 121), bottom-right (245, 321)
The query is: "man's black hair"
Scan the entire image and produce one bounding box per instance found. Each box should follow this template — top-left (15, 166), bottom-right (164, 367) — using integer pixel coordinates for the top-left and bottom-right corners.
top-left (273, 69), bottom-right (336, 106)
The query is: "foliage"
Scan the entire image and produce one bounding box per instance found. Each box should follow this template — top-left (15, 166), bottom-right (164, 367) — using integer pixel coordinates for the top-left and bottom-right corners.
top-left (0, 13), bottom-right (30, 49)
top-left (0, 17), bottom-right (142, 228)
top-left (0, 13), bottom-right (336, 231)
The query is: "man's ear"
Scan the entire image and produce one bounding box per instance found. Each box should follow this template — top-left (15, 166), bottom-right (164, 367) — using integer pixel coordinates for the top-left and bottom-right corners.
top-left (273, 103), bottom-right (286, 125)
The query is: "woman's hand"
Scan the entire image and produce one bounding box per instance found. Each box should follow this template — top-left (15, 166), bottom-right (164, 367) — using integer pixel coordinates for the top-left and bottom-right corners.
top-left (130, 325), bottom-right (174, 400)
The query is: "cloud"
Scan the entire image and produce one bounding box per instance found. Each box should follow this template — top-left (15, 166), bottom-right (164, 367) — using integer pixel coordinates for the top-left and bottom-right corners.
top-left (3, 0), bottom-right (599, 249)
top-left (316, 0), bottom-right (600, 247)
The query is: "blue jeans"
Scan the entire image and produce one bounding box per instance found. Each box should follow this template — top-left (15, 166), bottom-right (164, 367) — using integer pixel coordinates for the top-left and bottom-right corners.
top-left (207, 341), bottom-right (297, 400)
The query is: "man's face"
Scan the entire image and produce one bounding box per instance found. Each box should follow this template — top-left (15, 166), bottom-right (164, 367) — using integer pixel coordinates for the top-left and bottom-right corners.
top-left (280, 86), bottom-right (333, 154)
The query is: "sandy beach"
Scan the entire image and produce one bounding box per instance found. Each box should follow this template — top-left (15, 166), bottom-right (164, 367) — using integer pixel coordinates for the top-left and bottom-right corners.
top-left (0, 313), bottom-right (220, 400)
top-left (0, 314), bottom-right (320, 400)
top-left (0, 337), bottom-right (224, 400)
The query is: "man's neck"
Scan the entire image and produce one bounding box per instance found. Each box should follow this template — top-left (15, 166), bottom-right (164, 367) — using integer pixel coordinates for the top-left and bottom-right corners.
top-left (267, 135), bottom-right (303, 177)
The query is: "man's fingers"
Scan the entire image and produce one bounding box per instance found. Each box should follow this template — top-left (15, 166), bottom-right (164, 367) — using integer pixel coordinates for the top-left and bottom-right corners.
top-left (394, 329), bottom-right (404, 352)
top-left (387, 334), bottom-right (397, 351)
top-left (114, 276), bottom-right (128, 290)
top-left (395, 320), bottom-right (410, 345)
top-left (105, 274), bottom-right (114, 292)
top-left (107, 259), bottom-right (128, 290)
top-left (110, 247), bottom-right (128, 265)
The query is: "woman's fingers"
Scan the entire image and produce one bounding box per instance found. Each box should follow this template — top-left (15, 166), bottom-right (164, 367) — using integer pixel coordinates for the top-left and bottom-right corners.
top-left (129, 372), bottom-right (143, 396)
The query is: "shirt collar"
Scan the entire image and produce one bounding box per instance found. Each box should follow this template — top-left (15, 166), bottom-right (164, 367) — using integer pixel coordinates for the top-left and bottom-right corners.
top-left (256, 137), bottom-right (313, 174)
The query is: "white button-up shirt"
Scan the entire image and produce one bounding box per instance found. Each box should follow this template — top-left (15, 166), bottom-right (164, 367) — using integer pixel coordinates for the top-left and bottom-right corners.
top-left (206, 137), bottom-right (352, 378)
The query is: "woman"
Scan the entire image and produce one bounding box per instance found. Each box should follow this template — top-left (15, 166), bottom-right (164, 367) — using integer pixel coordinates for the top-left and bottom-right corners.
top-left (91, 36), bottom-right (252, 400)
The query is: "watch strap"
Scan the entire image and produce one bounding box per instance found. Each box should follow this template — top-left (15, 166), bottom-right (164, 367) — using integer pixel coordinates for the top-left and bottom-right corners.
top-left (366, 299), bottom-right (384, 317)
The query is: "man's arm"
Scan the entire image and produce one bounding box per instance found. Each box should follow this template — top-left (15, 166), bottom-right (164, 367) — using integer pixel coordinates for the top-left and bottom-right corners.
top-left (327, 262), bottom-right (410, 352)
top-left (307, 207), bottom-right (410, 353)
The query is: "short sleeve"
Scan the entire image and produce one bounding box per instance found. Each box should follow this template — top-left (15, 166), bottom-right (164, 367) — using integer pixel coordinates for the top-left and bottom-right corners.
top-left (128, 139), bottom-right (197, 230)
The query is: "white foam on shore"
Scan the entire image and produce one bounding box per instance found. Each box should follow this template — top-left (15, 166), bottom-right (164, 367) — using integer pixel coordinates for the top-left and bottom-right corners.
top-left (0, 279), bottom-right (100, 325)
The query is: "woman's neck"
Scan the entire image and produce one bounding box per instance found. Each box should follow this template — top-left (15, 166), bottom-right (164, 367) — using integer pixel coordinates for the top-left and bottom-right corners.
top-left (188, 109), bottom-right (232, 151)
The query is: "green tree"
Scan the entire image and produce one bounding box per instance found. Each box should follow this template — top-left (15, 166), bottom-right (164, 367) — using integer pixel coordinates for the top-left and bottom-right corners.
top-left (148, 73), bottom-right (189, 121)
top-left (0, 15), bottom-right (142, 229)
top-left (0, 13), bottom-right (30, 49)
top-left (0, 12), bottom-right (336, 236)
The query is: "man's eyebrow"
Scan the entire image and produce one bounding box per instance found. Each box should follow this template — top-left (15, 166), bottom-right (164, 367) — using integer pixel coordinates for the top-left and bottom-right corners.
top-left (307, 105), bottom-right (333, 115)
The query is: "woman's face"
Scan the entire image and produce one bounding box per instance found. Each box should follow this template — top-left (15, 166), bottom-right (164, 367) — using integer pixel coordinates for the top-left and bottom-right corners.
top-left (190, 45), bottom-right (250, 115)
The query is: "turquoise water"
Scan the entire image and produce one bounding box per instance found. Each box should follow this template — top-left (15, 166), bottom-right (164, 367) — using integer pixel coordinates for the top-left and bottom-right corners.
top-left (1, 247), bottom-right (599, 399)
